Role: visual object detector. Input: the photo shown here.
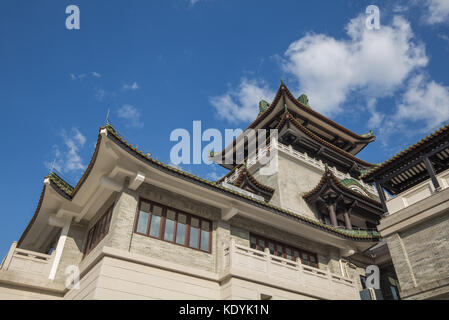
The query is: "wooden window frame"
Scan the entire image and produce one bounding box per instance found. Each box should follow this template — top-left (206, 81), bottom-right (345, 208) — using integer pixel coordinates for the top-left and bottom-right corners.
top-left (249, 233), bottom-right (319, 268)
top-left (84, 205), bottom-right (114, 256)
top-left (134, 199), bottom-right (212, 254)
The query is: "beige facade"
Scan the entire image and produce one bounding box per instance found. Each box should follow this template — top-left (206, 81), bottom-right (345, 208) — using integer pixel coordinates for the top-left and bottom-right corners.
top-left (1, 98), bottom-right (385, 300)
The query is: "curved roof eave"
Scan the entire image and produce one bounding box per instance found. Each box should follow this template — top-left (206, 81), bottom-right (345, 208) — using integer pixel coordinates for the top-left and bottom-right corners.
top-left (20, 124), bottom-right (381, 243)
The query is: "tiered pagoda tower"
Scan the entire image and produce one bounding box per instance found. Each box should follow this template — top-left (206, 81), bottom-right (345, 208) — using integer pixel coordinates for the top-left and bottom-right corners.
top-left (215, 82), bottom-right (384, 230)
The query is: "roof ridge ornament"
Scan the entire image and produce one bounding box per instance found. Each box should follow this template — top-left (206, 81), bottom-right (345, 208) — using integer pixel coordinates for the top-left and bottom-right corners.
top-left (258, 100), bottom-right (270, 115)
top-left (361, 130), bottom-right (374, 138)
top-left (297, 94), bottom-right (310, 107)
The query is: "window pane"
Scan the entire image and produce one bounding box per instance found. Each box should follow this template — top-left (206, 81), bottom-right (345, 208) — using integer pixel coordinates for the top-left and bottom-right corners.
top-left (293, 250), bottom-right (300, 259)
top-left (149, 206), bottom-right (162, 237)
top-left (176, 214), bottom-right (187, 245)
top-left (275, 244), bottom-right (283, 257)
top-left (200, 221), bottom-right (210, 251)
top-left (257, 239), bottom-right (265, 251)
top-left (310, 255), bottom-right (316, 262)
top-left (200, 231), bottom-right (210, 251)
top-left (141, 201), bottom-right (151, 213)
top-left (136, 211), bottom-right (149, 234)
top-left (201, 220), bottom-right (210, 231)
top-left (91, 225), bottom-right (99, 247)
top-left (286, 248), bottom-right (293, 260)
top-left (103, 209), bottom-right (113, 234)
top-left (250, 236), bottom-right (257, 249)
top-left (189, 218), bottom-right (199, 248)
top-left (164, 210), bottom-right (176, 242)
top-left (200, 220), bottom-right (210, 252)
top-left (86, 228), bottom-right (94, 251)
top-left (268, 242), bottom-right (275, 255)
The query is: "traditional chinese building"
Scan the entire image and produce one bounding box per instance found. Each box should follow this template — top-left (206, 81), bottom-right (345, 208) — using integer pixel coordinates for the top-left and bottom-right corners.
top-left (0, 83), bottom-right (397, 300)
top-left (362, 125), bottom-right (449, 300)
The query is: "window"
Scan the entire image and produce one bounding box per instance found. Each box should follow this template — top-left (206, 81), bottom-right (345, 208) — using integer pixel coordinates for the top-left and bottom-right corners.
top-left (249, 234), bottom-right (318, 268)
top-left (85, 206), bottom-right (113, 255)
top-left (360, 275), bottom-right (367, 289)
top-left (135, 199), bottom-right (212, 253)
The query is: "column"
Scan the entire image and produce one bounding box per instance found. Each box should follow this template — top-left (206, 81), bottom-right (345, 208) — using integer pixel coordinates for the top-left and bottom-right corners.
top-left (423, 156), bottom-right (440, 190)
top-left (48, 217), bottom-right (72, 280)
top-left (343, 212), bottom-right (352, 230)
top-left (375, 180), bottom-right (388, 213)
top-left (328, 202), bottom-right (338, 227)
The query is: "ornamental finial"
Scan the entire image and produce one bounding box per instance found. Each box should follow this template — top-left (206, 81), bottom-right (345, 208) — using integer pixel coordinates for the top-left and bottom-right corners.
top-left (298, 94), bottom-right (309, 107)
top-left (259, 100), bottom-right (270, 114)
top-left (361, 130), bottom-right (374, 138)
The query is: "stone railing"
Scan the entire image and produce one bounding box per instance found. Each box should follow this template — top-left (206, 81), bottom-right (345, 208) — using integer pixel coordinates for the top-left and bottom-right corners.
top-left (0, 242), bottom-right (54, 279)
top-left (386, 167), bottom-right (449, 215)
top-left (224, 142), bottom-right (378, 196)
top-left (224, 240), bottom-right (360, 300)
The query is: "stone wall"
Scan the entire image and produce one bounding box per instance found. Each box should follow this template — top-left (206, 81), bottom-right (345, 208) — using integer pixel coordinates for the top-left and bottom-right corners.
top-left (386, 212), bottom-right (449, 298)
top-left (253, 154), bottom-right (323, 219)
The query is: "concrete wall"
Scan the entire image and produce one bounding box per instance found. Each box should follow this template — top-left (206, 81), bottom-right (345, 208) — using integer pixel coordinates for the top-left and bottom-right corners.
top-left (0, 283), bottom-right (62, 300)
top-left (220, 277), bottom-right (316, 300)
top-left (91, 256), bottom-right (220, 300)
top-left (64, 259), bottom-right (103, 300)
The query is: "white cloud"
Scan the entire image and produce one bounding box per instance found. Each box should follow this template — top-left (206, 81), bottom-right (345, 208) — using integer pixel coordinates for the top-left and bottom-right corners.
top-left (366, 98), bottom-right (384, 128)
top-left (123, 82), bottom-right (139, 90)
top-left (117, 105), bottom-right (144, 128)
top-left (423, 0), bottom-right (449, 25)
top-left (189, 0), bottom-right (200, 5)
top-left (210, 78), bottom-right (275, 123)
top-left (439, 33), bottom-right (449, 43)
top-left (392, 74), bottom-right (449, 131)
top-left (70, 72), bottom-right (101, 80)
top-left (282, 15), bottom-right (428, 115)
top-left (45, 128), bottom-right (87, 173)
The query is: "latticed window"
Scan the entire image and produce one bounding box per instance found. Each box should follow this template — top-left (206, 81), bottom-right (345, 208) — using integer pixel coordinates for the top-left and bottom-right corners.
top-left (85, 206), bottom-right (113, 255)
top-left (135, 199), bottom-right (212, 253)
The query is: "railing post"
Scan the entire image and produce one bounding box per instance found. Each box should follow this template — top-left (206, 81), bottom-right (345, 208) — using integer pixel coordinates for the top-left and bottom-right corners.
top-left (2, 241), bottom-right (17, 271)
top-left (264, 248), bottom-right (270, 274)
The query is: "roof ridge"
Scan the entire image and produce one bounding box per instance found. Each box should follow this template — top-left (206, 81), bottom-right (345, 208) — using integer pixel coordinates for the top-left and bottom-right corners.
top-left (303, 168), bottom-right (381, 206)
top-left (361, 123), bottom-right (449, 180)
top-left (278, 111), bottom-right (375, 167)
top-left (234, 167), bottom-right (275, 193)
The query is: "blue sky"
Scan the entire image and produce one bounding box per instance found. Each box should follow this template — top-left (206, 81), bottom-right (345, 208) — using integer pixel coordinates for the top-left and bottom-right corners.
top-left (1, 0), bottom-right (449, 257)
